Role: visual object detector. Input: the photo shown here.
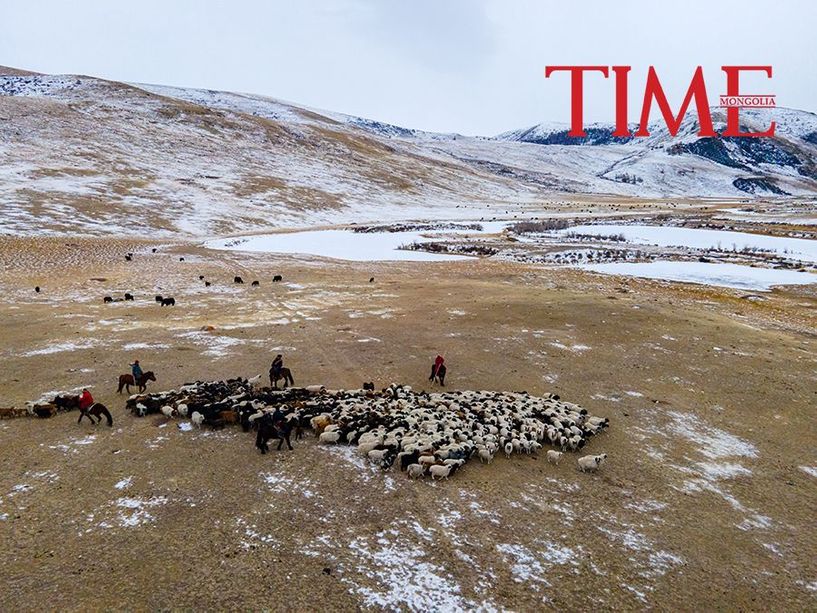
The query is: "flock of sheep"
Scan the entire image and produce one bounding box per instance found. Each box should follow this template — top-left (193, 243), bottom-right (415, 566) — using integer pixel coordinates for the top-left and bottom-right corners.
top-left (125, 379), bottom-right (610, 479)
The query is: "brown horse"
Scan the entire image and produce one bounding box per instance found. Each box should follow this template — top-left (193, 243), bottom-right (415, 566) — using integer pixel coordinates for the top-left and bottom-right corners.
top-left (269, 367), bottom-right (294, 390)
top-left (78, 403), bottom-right (113, 427)
top-left (117, 371), bottom-right (156, 394)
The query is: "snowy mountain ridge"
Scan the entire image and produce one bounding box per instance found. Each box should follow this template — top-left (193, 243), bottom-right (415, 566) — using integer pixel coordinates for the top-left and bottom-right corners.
top-left (1, 67), bottom-right (815, 237)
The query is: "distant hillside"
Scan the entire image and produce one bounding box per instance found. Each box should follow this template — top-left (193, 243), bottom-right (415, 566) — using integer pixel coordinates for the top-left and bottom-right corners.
top-left (1, 68), bottom-right (816, 237)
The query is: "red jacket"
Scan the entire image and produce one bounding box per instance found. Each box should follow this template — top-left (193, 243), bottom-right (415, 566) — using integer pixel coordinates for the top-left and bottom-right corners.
top-left (79, 390), bottom-right (94, 411)
top-left (434, 355), bottom-right (445, 368)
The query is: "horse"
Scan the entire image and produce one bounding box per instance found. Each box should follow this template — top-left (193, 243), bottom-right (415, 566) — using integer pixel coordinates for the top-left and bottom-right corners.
top-left (269, 367), bottom-right (294, 389)
top-left (117, 371), bottom-right (156, 394)
top-left (255, 414), bottom-right (297, 453)
top-left (429, 363), bottom-right (446, 386)
top-left (78, 403), bottom-right (113, 426)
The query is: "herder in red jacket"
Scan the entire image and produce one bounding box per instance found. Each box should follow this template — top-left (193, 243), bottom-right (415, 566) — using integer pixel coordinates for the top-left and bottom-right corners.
top-left (78, 388), bottom-right (95, 424)
top-left (429, 354), bottom-right (446, 385)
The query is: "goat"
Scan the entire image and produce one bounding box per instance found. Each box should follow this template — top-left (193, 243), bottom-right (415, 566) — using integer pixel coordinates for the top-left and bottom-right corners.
top-left (234, 276), bottom-right (244, 284)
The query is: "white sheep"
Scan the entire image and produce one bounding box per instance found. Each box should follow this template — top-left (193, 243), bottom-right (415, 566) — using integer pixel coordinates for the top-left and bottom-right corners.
top-left (504, 442), bottom-right (513, 458)
top-left (578, 453), bottom-right (607, 473)
top-left (478, 448), bottom-right (494, 464)
top-left (407, 464), bottom-right (424, 479)
top-left (429, 464), bottom-right (453, 480)
top-left (190, 411), bottom-right (204, 428)
top-left (176, 403), bottom-right (189, 417)
top-left (160, 405), bottom-right (176, 419)
top-left (319, 430), bottom-right (341, 444)
top-left (546, 450), bottom-right (563, 465)
top-left (367, 449), bottom-right (389, 463)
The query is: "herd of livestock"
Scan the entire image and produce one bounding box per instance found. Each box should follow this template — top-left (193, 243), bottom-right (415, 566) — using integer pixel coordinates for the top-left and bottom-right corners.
top-left (119, 378), bottom-right (610, 478)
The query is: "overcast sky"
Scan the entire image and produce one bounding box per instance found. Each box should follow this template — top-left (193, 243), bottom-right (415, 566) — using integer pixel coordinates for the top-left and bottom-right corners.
top-left (1, 0), bottom-right (813, 135)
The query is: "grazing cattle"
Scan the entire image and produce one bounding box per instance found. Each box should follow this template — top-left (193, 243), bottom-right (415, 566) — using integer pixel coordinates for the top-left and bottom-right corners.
top-left (234, 276), bottom-right (244, 284)
top-left (104, 296), bottom-right (113, 303)
top-left (204, 281), bottom-right (211, 287)
top-left (161, 297), bottom-right (175, 306)
top-left (199, 275), bottom-right (205, 280)
top-left (35, 286), bottom-right (40, 293)
top-left (152, 248), bottom-right (157, 253)
top-left (369, 277), bottom-right (374, 283)
top-left (124, 293), bottom-right (134, 301)
top-left (363, 382), bottom-right (375, 391)
top-left (179, 257), bottom-right (185, 261)
top-left (251, 280), bottom-right (260, 286)
top-left (273, 275), bottom-right (282, 282)
top-left (155, 295), bottom-right (163, 303)
top-left (125, 255), bottom-right (132, 261)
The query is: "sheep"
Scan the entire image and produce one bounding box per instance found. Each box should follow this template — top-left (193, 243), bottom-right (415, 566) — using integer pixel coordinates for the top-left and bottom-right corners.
top-left (578, 453), bottom-right (607, 473)
top-left (504, 442), bottom-right (513, 458)
top-left (103, 296), bottom-right (113, 303)
top-left (429, 464), bottom-right (454, 480)
top-left (124, 293), bottom-right (134, 301)
top-left (176, 403), bottom-right (189, 417)
top-left (546, 450), bottom-right (563, 465)
top-left (191, 411), bottom-right (205, 428)
top-left (367, 449), bottom-right (390, 463)
top-left (407, 464), bottom-right (424, 479)
top-left (478, 448), bottom-right (494, 464)
top-left (160, 405), bottom-right (176, 419)
top-left (247, 374), bottom-right (262, 387)
top-left (311, 415), bottom-right (332, 435)
top-left (319, 431), bottom-right (341, 444)
top-left (418, 454), bottom-right (437, 466)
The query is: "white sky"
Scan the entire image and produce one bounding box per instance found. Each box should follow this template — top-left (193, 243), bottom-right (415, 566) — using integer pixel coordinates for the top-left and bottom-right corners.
top-left (1, 0), bottom-right (813, 135)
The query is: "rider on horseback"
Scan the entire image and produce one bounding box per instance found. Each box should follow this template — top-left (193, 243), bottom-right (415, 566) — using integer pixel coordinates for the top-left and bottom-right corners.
top-left (78, 388), bottom-right (95, 424)
top-left (271, 406), bottom-right (285, 431)
top-left (131, 360), bottom-right (143, 381)
top-left (271, 355), bottom-right (283, 380)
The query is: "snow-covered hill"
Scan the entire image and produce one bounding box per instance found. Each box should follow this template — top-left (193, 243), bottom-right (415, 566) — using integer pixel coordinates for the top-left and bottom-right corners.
top-left (1, 65), bottom-right (815, 237)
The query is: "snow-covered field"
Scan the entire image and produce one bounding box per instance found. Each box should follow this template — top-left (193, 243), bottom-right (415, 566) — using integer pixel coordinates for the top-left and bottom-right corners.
top-left (561, 225), bottom-right (817, 263)
top-left (581, 261), bottom-right (817, 291)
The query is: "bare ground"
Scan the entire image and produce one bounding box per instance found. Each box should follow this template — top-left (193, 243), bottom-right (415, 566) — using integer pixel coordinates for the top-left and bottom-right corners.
top-left (0, 236), bottom-right (816, 611)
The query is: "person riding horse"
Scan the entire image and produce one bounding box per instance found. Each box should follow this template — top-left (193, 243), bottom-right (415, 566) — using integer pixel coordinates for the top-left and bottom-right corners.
top-left (429, 354), bottom-right (446, 385)
top-left (270, 355), bottom-right (283, 380)
top-left (78, 388), bottom-right (95, 424)
top-left (131, 360), bottom-right (143, 381)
